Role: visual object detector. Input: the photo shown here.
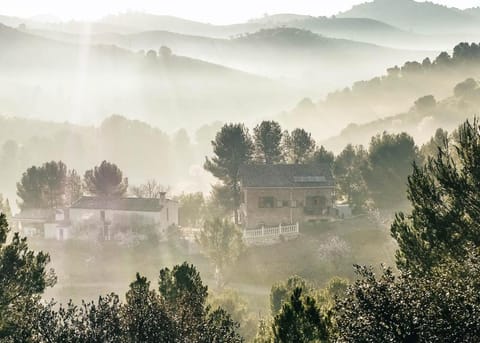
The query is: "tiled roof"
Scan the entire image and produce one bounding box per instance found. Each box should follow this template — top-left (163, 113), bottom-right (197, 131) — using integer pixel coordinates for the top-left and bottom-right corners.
top-left (70, 196), bottom-right (163, 212)
top-left (13, 208), bottom-right (55, 221)
top-left (239, 164), bottom-right (334, 188)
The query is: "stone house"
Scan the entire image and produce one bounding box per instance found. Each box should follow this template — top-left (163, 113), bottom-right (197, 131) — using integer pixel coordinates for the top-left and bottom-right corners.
top-left (239, 164), bottom-right (335, 229)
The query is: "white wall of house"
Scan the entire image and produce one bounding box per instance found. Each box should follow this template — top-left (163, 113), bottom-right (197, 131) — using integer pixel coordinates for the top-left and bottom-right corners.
top-left (161, 200), bottom-right (179, 229)
top-left (44, 223), bottom-right (71, 240)
top-left (69, 202), bottom-right (178, 234)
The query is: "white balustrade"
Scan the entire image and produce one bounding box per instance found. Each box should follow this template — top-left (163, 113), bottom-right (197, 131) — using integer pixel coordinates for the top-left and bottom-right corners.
top-left (243, 222), bottom-right (299, 245)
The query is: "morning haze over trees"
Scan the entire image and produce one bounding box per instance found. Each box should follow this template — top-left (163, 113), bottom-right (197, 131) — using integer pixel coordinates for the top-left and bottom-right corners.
top-left (2, 0), bottom-right (480, 341)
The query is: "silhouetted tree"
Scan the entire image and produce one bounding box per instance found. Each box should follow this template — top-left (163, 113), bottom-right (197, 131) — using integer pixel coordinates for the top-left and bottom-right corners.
top-left (283, 129), bottom-right (316, 164)
top-left (43, 161), bottom-right (67, 209)
top-left (334, 144), bottom-right (368, 212)
top-left (177, 192), bottom-right (205, 227)
top-left (17, 161), bottom-right (67, 209)
top-left (65, 169), bottom-right (83, 206)
top-left (197, 218), bottom-right (244, 288)
top-left (253, 121), bottom-right (284, 164)
top-left (420, 128), bottom-right (449, 160)
top-left (0, 195), bottom-right (11, 218)
top-left (272, 288), bottom-right (328, 343)
top-left (84, 161), bottom-right (128, 197)
top-left (362, 132), bottom-right (419, 209)
top-left (311, 146), bottom-right (334, 170)
top-left (414, 95), bottom-right (436, 111)
top-left (159, 46), bottom-right (173, 58)
top-left (454, 78), bottom-right (478, 98)
top-left (204, 124), bottom-right (253, 223)
top-left (123, 274), bottom-right (175, 342)
top-left (392, 119), bottom-right (480, 274)
top-left (0, 214), bottom-right (56, 338)
top-left (130, 179), bottom-right (167, 199)
top-left (336, 257), bottom-right (480, 342)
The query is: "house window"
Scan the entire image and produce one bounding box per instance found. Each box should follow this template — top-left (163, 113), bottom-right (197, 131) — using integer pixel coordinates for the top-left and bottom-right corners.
top-left (259, 196), bottom-right (275, 208)
top-left (100, 210), bottom-right (105, 221)
top-left (291, 200), bottom-right (298, 208)
top-left (306, 196), bottom-right (327, 208)
top-left (305, 196), bottom-right (327, 215)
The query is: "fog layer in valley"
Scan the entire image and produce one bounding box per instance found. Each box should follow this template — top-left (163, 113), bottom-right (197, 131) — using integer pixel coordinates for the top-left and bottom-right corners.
top-left (2, 1), bottom-right (480, 340)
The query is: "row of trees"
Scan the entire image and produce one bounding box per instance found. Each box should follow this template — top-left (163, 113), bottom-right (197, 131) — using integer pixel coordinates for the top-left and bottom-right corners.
top-left (16, 160), bottom-right (168, 210)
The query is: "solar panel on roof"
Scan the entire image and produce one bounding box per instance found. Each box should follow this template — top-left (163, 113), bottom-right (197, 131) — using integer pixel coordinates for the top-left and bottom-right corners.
top-left (293, 176), bottom-right (326, 182)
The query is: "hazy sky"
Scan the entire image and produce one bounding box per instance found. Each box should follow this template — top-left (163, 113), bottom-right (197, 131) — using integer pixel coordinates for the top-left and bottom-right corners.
top-left (2, 0), bottom-right (480, 24)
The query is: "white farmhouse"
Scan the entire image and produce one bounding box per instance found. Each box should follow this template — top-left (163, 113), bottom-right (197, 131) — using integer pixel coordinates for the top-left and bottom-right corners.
top-left (69, 195), bottom-right (178, 241)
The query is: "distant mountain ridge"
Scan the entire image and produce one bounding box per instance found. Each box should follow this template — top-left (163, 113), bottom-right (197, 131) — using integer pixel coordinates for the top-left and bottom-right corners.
top-left (0, 23), bottom-right (293, 129)
top-left (0, 11), bottom-right (438, 49)
top-left (338, 0), bottom-right (479, 34)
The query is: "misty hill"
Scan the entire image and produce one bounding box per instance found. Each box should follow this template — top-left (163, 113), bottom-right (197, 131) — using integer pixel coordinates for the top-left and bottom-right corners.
top-left (279, 43), bottom-right (480, 143)
top-left (0, 23), bottom-right (293, 130)
top-left (0, 114), bottom-right (219, 209)
top-left (338, 0), bottom-right (479, 34)
top-left (323, 78), bottom-right (480, 151)
top-left (2, 11), bottom-right (476, 50)
top-left (94, 12), bottom-right (439, 50)
top-left (28, 26), bottom-right (430, 94)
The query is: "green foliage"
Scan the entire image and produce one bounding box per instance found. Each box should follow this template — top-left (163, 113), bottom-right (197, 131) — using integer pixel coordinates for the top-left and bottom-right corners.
top-left (2, 258), bottom-right (242, 342)
top-left (177, 192), bottom-right (205, 227)
top-left (310, 146), bottom-right (334, 170)
top-left (272, 288), bottom-right (328, 343)
top-left (420, 127), bottom-right (449, 160)
top-left (16, 161), bottom-right (67, 209)
top-left (0, 214), bottom-right (56, 338)
top-left (158, 262), bottom-right (243, 342)
top-left (0, 195), bottom-right (11, 217)
top-left (209, 289), bottom-right (257, 342)
top-left (363, 132), bottom-right (419, 209)
top-left (335, 255), bottom-right (480, 342)
top-left (283, 129), bottom-right (316, 164)
top-left (392, 118), bottom-right (480, 274)
top-left (204, 123), bottom-right (254, 223)
top-left (270, 275), bottom-right (308, 316)
top-left (197, 218), bottom-right (245, 287)
top-left (333, 144), bottom-right (368, 212)
top-left (123, 274), bottom-right (174, 342)
top-left (65, 169), bottom-right (83, 206)
top-left (261, 275), bottom-right (347, 342)
top-left (205, 184), bottom-right (236, 219)
top-left (253, 121), bottom-right (284, 164)
top-left (84, 160), bottom-right (128, 197)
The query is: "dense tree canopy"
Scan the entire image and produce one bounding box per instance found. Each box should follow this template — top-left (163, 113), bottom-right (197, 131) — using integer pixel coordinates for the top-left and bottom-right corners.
top-left (362, 132), bottom-right (419, 209)
top-left (333, 144), bottom-right (368, 212)
top-left (392, 119), bottom-right (480, 274)
top-left (253, 121), bottom-right (284, 164)
top-left (16, 161), bottom-right (67, 209)
top-left (283, 128), bottom-right (316, 164)
top-left (84, 160), bottom-right (128, 197)
top-left (0, 214), bottom-right (56, 338)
